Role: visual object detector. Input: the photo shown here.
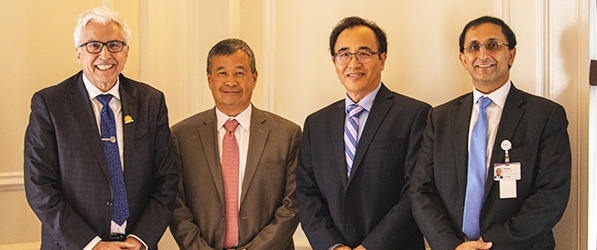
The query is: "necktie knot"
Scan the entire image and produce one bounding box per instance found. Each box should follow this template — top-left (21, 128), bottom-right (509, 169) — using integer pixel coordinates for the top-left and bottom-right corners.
top-left (97, 94), bottom-right (113, 107)
top-left (478, 96), bottom-right (492, 110)
top-left (347, 104), bottom-right (365, 118)
top-left (224, 119), bottom-right (239, 133)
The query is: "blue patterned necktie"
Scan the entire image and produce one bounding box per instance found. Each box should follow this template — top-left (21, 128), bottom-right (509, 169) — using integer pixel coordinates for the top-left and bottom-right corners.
top-left (463, 96), bottom-right (492, 240)
top-left (344, 104), bottom-right (365, 177)
top-left (97, 94), bottom-right (129, 226)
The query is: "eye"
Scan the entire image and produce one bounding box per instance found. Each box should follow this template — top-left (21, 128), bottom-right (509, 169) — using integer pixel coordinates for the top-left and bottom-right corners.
top-left (468, 44), bottom-right (481, 51)
top-left (357, 51), bottom-right (372, 57)
top-left (487, 42), bottom-right (501, 50)
top-left (337, 52), bottom-right (351, 58)
top-left (108, 41), bottom-right (122, 49)
top-left (235, 71), bottom-right (246, 76)
top-left (88, 42), bottom-right (102, 49)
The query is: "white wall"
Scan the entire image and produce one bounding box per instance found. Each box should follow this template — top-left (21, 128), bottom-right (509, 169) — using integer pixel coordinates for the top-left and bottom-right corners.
top-left (0, 0), bottom-right (589, 249)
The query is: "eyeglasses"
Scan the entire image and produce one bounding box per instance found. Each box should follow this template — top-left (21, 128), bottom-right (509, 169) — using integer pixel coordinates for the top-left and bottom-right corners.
top-left (464, 41), bottom-right (509, 53)
top-left (334, 50), bottom-right (382, 65)
top-left (78, 40), bottom-right (127, 54)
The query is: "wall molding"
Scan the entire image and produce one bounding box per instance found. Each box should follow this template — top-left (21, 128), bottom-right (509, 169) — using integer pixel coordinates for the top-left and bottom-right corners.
top-left (262, 0), bottom-right (276, 112)
top-left (0, 171), bottom-right (24, 192)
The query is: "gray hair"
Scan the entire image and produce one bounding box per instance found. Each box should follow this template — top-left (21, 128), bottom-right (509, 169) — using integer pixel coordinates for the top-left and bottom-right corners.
top-left (73, 7), bottom-right (132, 47)
top-left (207, 38), bottom-right (256, 73)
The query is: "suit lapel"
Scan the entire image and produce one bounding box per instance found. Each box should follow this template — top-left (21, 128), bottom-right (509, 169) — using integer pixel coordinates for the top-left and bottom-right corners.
top-left (198, 109), bottom-right (226, 204)
top-left (69, 73), bottom-right (111, 179)
top-left (453, 94), bottom-right (474, 198)
top-left (484, 85), bottom-right (524, 198)
top-left (347, 85), bottom-right (393, 186)
top-left (240, 107), bottom-right (269, 204)
top-left (331, 101), bottom-right (348, 188)
top-left (119, 76), bottom-right (138, 182)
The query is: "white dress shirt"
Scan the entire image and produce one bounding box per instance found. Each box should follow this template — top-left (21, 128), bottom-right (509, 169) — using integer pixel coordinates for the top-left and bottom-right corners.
top-left (82, 74), bottom-right (147, 249)
top-left (469, 81), bottom-right (511, 173)
top-left (215, 104), bottom-right (252, 208)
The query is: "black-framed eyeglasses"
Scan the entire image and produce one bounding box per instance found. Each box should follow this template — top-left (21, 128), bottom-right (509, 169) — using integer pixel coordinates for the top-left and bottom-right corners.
top-left (334, 50), bottom-right (382, 65)
top-left (78, 40), bottom-right (127, 54)
top-left (464, 41), bottom-right (509, 53)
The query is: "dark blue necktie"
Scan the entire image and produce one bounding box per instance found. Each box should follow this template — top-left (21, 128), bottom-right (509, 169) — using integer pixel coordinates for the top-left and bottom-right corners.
top-left (463, 96), bottom-right (492, 240)
top-left (97, 94), bottom-right (129, 226)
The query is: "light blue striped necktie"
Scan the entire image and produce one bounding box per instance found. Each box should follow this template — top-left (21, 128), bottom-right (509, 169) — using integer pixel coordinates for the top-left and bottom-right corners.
top-left (463, 96), bottom-right (492, 240)
top-left (344, 104), bottom-right (365, 178)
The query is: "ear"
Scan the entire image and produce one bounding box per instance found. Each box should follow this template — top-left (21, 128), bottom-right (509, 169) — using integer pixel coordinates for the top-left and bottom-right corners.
top-left (207, 72), bottom-right (214, 89)
top-left (76, 47), bottom-right (82, 64)
top-left (379, 52), bottom-right (387, 70)
top-left (251, 70), bottom-right (258, 89)
top-left (458, 52), bottom-right (468, 69)
top-left (508, 47), bottom-right (516, 67)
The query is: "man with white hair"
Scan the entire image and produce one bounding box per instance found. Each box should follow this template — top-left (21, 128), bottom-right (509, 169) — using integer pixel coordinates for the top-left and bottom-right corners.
top-left (24, 7), bottom-right (179, 249)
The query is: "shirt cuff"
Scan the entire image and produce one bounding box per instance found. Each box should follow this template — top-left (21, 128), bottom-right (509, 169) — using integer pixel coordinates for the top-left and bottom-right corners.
top-left (83, 236), bottom-right (102, 250)
top-left (328, 243), bottom-right (343, 250)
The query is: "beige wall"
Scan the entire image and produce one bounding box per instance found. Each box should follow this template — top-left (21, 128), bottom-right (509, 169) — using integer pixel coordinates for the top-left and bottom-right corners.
top-left (0, 0), bottom-right (590, 249)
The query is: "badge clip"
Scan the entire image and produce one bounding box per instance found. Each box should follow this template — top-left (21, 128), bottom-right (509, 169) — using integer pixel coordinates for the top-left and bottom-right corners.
top-left (501, 140), bottom-right (512, 166)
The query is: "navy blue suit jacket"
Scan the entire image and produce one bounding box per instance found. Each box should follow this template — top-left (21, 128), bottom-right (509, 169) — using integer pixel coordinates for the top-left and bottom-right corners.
top-left (24, 72), bottom-right (179, 249)
top-left (410, 85), bottom-right (571, 250)
top-left (296, 84), bottom-right (430, 250)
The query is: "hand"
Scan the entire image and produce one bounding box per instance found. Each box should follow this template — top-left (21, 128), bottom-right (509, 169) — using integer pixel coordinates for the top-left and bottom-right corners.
top-left (120, 237), bottom-right (143, 250)
top-left (455, 238), bottom-right (492, 250)
top-left (353, 245), bottom-right (367, 250)
top-left (92, 238), bottom-right (143, 250)
top-left (332, 246), bottom-right (352, 250)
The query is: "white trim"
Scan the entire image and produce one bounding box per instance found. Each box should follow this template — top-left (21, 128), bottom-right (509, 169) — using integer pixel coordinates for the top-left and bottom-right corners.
top-left (0, 242), bottom-right (40, 250)
top-left (229, 0), bottom-right (241, 38)
top-left (494, 0), bottom-right (510, 22)
top-left (0, 171), bottom-right (24, 192)
top-left (262, 0), bottom-right (276, 112)
top-left (536, 1), bottom-right (550, 97)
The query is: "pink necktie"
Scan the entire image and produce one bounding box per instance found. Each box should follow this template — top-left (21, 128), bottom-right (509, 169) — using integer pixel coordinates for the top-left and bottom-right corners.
top-left (222, 119), bottom-right (240, 248)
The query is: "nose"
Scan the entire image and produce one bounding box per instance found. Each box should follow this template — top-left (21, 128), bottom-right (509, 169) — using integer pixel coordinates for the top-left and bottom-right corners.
top-left (97, 44), bottom-right (112, 58)
top-left (477, 45), bottom-right (491, 58)
top-left (348, 54), bottom-right (362, 67)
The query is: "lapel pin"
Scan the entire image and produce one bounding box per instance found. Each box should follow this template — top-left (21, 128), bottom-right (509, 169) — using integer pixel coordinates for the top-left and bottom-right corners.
top-left (124, 115), bottom-right (134, 124)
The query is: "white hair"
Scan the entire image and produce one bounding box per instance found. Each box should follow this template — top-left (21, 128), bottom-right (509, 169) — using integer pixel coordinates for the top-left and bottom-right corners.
top-left (73, 7), bottom-right (132, 47)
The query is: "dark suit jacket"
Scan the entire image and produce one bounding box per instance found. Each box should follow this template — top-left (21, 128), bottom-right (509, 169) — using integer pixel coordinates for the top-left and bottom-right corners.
top-left (24, 71), bottom-right (180, 249)
top-left (296, 84), bottom-right (430, 250)
top-left (410, 85), bottom-right (571, 250)
top-left (169, 106), bottom-right (301, 250)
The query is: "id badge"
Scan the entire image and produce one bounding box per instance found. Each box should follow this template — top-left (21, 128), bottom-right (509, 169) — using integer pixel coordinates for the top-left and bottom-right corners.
top-left (493, 162), bottom-right (521, 199)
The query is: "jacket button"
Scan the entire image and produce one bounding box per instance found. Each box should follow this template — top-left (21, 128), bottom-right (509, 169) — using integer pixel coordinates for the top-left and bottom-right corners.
top-left (106, 201), bottom-right (113, 206)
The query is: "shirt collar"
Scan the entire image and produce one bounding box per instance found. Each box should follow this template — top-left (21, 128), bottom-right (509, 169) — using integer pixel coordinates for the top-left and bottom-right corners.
top-left (83, 73), bottom-right (121, 101)
top-left (345, 82), bottom-right (382, 113)
top-left (216, 104), bottom-right (252, 132)
top-left (472, 80), bottom-right (511, 108)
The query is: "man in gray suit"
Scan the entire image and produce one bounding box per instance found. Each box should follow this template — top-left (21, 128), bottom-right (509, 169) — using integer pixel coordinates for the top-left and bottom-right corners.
top-left (24, 7), bottom-right (179, 250)
top-left (410, 16), bottom-right (571, 250)
top-left (169, 38), bottom-right (301, 250)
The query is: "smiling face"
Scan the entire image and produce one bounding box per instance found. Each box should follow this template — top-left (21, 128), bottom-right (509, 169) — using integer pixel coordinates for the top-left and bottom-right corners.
top-left (333, 25), bottom-right (386, 103)
top-left (207, 50), bottom-right (257, 116)
top-left (459, 23), bottom-right (516, 94)
top-left (76, 21), bottom-right (128, 92)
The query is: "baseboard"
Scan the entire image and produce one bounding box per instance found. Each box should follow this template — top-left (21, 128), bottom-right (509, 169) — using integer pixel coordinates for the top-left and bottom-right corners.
top-left (0, 242), bottom-right (40, 250)
top-left (0, 171), bottom-right (24, 192)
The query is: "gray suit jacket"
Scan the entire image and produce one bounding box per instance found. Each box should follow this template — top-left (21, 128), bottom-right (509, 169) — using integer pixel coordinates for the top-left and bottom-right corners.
top-left (170, 106), bottom-right (301, 250)
top-left (24, 71), bottom-right (180, 249)
top-left (296, 84), bottom-right (429, 250)
top-left (410, 85), bottom-right (571, 250)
